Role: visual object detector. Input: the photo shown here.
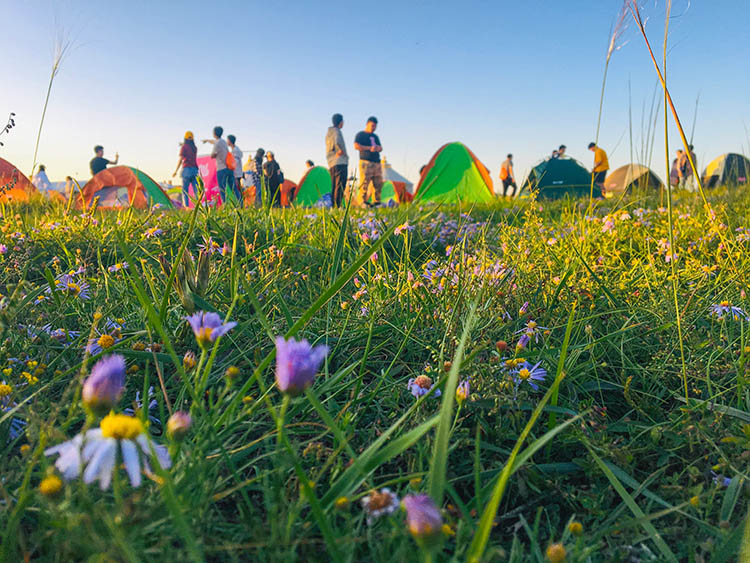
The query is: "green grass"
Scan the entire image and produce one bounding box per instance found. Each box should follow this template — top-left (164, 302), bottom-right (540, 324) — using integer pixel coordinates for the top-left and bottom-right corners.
top-left (1, 187), bottom-right (749, 561)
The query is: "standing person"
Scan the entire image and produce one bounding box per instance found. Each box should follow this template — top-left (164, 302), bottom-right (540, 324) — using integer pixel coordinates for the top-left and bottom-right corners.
top-left (172, 131), bottom-right (199, 206)
top-left (499, 154), bottom-right (517, 197)
top-left (32, 164), bottom-right (51, 191)
top-left (326, 113), bottom-right (349, 208)
top-left (227, 135), bottom-right (244, 203)
top-left (683, 144), bottom-right (697, 190)
top-left (202, 126), bottom-right (235, 204)
top-left (353, 116), bottom-right (384, 207)
top-left (588, 142), bottom-right (609, 194)
top-left (245, 148), bottom-right (265, 206)
top-left (64, 176), bottom-right (76, 198)
top-left (263, 151), bottom-right (283, 206)
top-left (670, 149), bottom-right (684, 187)
top-left (557, 145), bottom-right (567, 158)
top-left (90, 145), bottom-right (119, 176)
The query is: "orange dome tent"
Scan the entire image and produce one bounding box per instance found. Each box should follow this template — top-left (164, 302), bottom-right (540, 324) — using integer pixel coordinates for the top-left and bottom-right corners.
top-left (82, 166), bottom-right (174, 209)
top-left (0, 157), bottom-right (37, 203)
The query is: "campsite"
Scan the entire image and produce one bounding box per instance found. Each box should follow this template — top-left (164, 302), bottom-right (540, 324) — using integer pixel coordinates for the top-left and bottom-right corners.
top-left (3, 1), bottom-right (750, 562)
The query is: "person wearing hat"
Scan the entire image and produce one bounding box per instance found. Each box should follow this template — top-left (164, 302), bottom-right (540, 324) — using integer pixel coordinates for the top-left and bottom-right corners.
top-left (173, 131), bottom-right (199, 206)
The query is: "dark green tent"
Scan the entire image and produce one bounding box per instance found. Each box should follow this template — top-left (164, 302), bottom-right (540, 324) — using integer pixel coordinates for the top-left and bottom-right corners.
top-left (520, 158), bottom-right (601, 199)
top-left (702, 153), bottom-right (750, 188)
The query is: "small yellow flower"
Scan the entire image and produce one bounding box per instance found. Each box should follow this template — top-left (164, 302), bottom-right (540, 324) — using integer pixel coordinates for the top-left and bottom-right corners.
top-left (340, 301), bottom-right (349, 310)
top-left (441, 523), bottom-right (455, 536)
top-left (97, 334), bottom-right (115, 349)
top-left (39, 475), bottom-right (63, 498)
top-left (20, 444), bottom-right (31, 456)
top-left (225, 366), bottom-right (240, 379)
top-left (409, 476), bottom-right (422, 488)
top-left (22, 372), bottom-right (38, 385)
top-left (127, 364), bottom-right (139, 374)
top-left (568, 521), bottom-right (583, 536)
top-left (26, 360), bottom-right (38, 370)
top-left (546, 543), bottom-right (566, 562)
top-left (132, 341), bottom-right (146, 351)
top-left (0, 383), bottom-right (12, 397)
top-left (2, 368), bottom-right (12, 377)
top-left (334, 496), bottom-right (350, 509)
top-left (242, 395), bottom-right (254, 404)
top-left (690, 495), bottom-right (700, 507)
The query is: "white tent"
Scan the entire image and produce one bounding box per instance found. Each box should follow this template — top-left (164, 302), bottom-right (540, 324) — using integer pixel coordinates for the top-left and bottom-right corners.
top-left (382, 158), bottom-right (414, 193)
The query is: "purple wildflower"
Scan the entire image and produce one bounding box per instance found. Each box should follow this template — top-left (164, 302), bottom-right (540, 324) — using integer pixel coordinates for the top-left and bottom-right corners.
top-left (456, 380), bottom-right (470, 406)
top-left (275, 337), bottom-right (328, 396)
top-left (403, 494), bottom-right (443, 541)
top-left (107, 262), bottom-right (128, 273)
top-left (512, 361), bottom-right (547, 391)
top-left (82, 355), bottom-right (126, 415)
top-left (185, 311), bottom-right (237, 349)
top-left (710, 301), bottom-right (750, 321)
top-left (407, 375), bottom-right (441, 398)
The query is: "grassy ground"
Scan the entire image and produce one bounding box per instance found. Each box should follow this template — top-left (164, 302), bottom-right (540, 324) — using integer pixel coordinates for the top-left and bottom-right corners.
top-left (1, 188), bottom-right (749, 562)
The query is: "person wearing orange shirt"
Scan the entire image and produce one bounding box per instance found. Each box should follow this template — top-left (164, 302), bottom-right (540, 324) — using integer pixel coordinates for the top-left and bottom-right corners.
top-left (588, 142), bottom-right (609, 194)
top-left (499, 153), bottom-right (516, 197)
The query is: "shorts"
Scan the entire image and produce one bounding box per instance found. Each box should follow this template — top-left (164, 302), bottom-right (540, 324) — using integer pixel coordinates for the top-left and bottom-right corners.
top-left (593, 170), bottom-right (606, 185)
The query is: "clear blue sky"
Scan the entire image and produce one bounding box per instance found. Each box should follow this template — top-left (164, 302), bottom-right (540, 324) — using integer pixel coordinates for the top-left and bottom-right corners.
top-left (1, 0), bottom-right (749, 188)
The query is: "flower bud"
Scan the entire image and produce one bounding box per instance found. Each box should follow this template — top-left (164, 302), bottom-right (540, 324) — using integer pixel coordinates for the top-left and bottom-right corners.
top-left (275, 337), bottom-right (328, 396)
top-left (403, 494), bottom-right (443, 545)
top-left (82, 355), bottom-right (126, 415)
top-left (39, 474), bottom-right (63, 498)
top-left (546, 543), bottom-right (566, 562)
top-left (183, 351), bottom-right (197, 370)
top-left (166, 411), bottom-right (192, 441)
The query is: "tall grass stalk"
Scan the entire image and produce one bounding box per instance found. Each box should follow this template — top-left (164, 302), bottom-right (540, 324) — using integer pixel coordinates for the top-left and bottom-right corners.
top-left (589, 2), bottom-right (628, 199)
top-left (31, 32), bottom-right (73, 176)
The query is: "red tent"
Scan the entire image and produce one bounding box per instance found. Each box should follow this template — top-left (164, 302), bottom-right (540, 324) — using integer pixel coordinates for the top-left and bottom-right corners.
top-left (0, 157), bottom-right (37, 203)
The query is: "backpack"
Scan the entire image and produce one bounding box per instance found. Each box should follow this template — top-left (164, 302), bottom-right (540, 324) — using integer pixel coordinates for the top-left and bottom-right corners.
top-left (225, 151), bottom-right (236, 171)
top-left (500, 161), bottom-right (510, 180)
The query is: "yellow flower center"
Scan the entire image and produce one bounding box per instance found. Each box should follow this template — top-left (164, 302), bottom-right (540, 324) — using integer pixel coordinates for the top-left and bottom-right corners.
top-left (527, 321), bottom-right (537, 329)
top-left (97, 334), bottom-right (115, 349)
top-left (720, 300), bottom-right (730, 307)
top-left (67, 283), bottom-right (81, 295)
top-left (518, 369), bottom-right (531, 381)
top-left (100, 414), bottom-right (144, 440)
top-left (0, 383), bottom-right (12, 397)
top-left (197, 327), bottom-right (213, 346)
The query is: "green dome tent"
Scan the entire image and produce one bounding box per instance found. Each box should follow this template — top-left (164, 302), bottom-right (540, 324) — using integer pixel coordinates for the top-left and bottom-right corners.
top-left (520, 158), bottom-right (600, 199)
top-left (414, 142), bottom-right (494, 204)
top-left (702, 153), bottom-right (750, 188)
top-left (294, 166), bottom-right (331, 206)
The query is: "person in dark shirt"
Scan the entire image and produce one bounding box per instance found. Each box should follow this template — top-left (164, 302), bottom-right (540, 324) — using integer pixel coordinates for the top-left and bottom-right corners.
top-left (89, 145), bottom-right (118, 176)
top-left (172, 131), bottom-right (199, 206)
top-left (263, 151), bottom-right (283, 207)
top-left (353, 116), bottom-right (383, 207)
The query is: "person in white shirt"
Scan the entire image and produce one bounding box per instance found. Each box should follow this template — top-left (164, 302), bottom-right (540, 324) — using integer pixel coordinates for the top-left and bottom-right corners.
top-left (227, 135), bottom-right (244, 204)
top-left (33, 164), bottom-right (51, 191)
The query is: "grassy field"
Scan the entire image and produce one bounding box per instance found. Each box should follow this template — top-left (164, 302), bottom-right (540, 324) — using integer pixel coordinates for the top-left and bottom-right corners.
top-left (1, 188), bottom-right (749, 562)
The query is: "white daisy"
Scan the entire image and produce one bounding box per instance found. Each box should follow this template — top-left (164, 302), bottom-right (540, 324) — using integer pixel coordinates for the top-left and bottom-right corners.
top-left (45, 414), bottom-right (171, 490)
